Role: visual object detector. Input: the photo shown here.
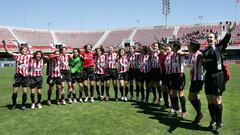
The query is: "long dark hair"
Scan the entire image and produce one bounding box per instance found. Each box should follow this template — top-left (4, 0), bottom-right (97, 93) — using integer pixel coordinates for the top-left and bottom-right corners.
top-left (59, 46), bottom-right (67, 53)
top-left (118, 48), bottom-right (126, 58)
top-left (141, 46), bottom-right (150, 55)
top-left (73, 48), bottom-right (80, 55)
top-left (33, 51), bottom-right (43, 59)
top-left (84, 44), bottom-right (92, 51)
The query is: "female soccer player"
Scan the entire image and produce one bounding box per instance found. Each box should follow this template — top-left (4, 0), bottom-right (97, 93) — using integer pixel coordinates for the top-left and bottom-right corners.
top-left (29, 51), bottom-right (44, 109)
top-left (2, 40), bottom-right (32, 110)
top-left (81, 44), bottom-right (95, 103)
top-left (187, 41), bottom-right (204, 124)
top-left (139, 46), bottom-right (152, 102)
top-left (163, 44), bottom-right (174, 111)
top-left (94, 47), bottom-right (107, 101)
top-left (59, 47), bottom-right (73, 104)
top-left (171, 40), bottom-right (189, 118)
top-left (128, 46), bottom-right (141, 101)
top-left (69, 48), bottom-right (83, 102)
top-left (159, 44), bottom-right (170, 109)
top-left (46, 50), bottom-right (62, 106)
top-left (105, 45), bottom-right (118, 101)
top-left (149, 43), bottom-right (162, 104)
top-left (202, 22), bottom-right (236, 133)
top-left (117, 48), bottom-right (129, 102)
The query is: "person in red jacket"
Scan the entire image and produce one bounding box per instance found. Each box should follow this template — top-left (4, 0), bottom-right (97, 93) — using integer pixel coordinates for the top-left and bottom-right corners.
top-left (80, 44), bottom-right (95, 103)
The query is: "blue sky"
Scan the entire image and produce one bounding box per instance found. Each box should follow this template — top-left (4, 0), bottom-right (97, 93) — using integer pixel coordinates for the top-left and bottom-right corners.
top-left (0, 0), bottom-right (239, 30)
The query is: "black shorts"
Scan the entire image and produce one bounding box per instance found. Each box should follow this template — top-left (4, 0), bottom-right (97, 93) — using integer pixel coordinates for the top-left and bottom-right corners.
top-left (47, 76), bottom-right (62, 86)
top-left (29, 76), bottom-right (43, 89)
top-left (105, 68), bottom-right (118, 80)
top-left (171, 73), bottom-right (186, 90)
top-left (139, 72), bottom-right (151, 82)
top-left (82, 67), bottom-right (95, 81)
top-left (95, 74), bottom-right (105, 82)
top-left (61, 70), bottom-right (72, 82)
top-left (205, 71), bottom-right (225, 96)
top-left (118, 72), bottom-right (128, 81)
top-left (162, 73), bottom-right (171, 89)
top-left (71, 73), bottom-right (83, 84)
top-left (189, 80), bottom-right (204, 93)
top-left (150, 68), bottom-right (161, 81)
top-left (13, 73), bottom-right (29, 87)
top-left (128, 68), bottom-right (140, 81)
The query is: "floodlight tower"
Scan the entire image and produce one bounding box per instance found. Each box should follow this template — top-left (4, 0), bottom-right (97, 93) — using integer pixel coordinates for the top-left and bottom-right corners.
top-left (163, 0), bottom-right (170, 28)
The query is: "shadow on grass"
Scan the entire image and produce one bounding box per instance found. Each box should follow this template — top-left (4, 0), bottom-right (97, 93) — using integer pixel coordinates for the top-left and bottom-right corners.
top-left (131, 102), bottom-right (210, 134)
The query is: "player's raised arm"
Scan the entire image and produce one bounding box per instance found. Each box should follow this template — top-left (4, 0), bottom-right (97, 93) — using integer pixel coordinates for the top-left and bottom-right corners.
top-left (217, 21), bottom-right (237, 51)
top-left (2, 40), bottom-right (15, 55)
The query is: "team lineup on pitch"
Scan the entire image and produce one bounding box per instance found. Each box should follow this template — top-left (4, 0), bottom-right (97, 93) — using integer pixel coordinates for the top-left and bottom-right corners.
top-left (0, 0), bottom-right (240, 135)
top-left (0, 22), bottom-right (237, 135)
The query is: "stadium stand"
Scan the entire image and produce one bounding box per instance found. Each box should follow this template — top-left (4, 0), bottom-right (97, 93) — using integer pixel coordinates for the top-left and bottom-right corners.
top-left (133, 26), bottom-right (174, 45)
top-left (55, 31), bottom-right (104, 49)
top-left (0, 27), bottom-right (17, 51)
top-left (0, 22), bottom-right (239, 52)
top-left (12, 29), bottom-right (53, 50)
top-left (101, 29), bottom-right (133, 47)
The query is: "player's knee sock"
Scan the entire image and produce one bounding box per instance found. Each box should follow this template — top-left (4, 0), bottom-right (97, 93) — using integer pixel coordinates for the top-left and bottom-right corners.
top-left (215, 103), bottom-right (223, 124)
top-left (141, 88), bottom-right (145, 99)
top-left (120, 86), bottom-right (124, 97)
top-left (106, 86), bottom-right (110, 97)
top-left (79, 87), bottom-right (83, 98)
top-left (173, 96), bottom-right (179, 111)
top-left (12, 93), bottom-right (17, 106)
top-left (125, 86), bottom-right (129, 97)
top-left (84, 86), bottom-right (88, 97)
top-left (208, 103), bottom-right (216, 122)
top-left (61, 93), bottom-right (65, 100)
top-left (37, 93), bottom-right (42, 103)
top-left (180, 96), bottom-right (186, 113)
top-left (157, 86), bottom-right (162, 99)
top-left (146, 89), bottom-right (150, 102)
top-left (152, 87), bottom-right (156, 100)
top-left (56, 90), bottom-right (60, 101)
top-left (47, 89), bottom-right (52, 100)
top-left (114, 85), bottom-right (118, 99)
top-left (96, 85), bottom-right (100, 96)
top-left (163, 92), bottom-right (169, 107)
top-left (136, 86), bottom-right (140, 97)
top-left (90, 86), bottom-right (94, 97)
top-left (101, 85), bottom-right (104, 96)
top-left (31, 93), bottom-right (35, 103)
top-left (130, 85), bottom-right (134, 97)
top-left (22, 93), bottom-right (27, 106)
top-left (170, 95), bottom-right (175, 110)
top-left (190, 99), bottom-right (201, 115)
top-left (72, 90), bottom-right (76, 99)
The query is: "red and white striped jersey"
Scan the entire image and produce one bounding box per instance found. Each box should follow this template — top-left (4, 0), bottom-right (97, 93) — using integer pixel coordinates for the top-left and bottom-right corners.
top-left (12, 53), bottom-right (32, 77)
top-left (117, 55), bottom-right (129, 73)
top-left (171, 52), bottom-right (185, 74)
top-left (151, 51), bottom-right (161, 69)
top-left (49, 59), bottom-right (61, 78)
top-left (94, 55), bottom-right (105, 74)
top-left (105, 52), bottom-right (118, 69)
top-left (60, 54), bottom-right (72, 70)
top-left (139, 54), bottom-right (151, 73)
top-left (128, 52), bottom-right (141, 69)
top-left (159, 53), bottom-right (166, 73)
top-left (29, 59), bottom-right (44, 77)
top-left (164, 52), bottom-right (173, 74)
top-left (189, 51), bottom-right (204, 81)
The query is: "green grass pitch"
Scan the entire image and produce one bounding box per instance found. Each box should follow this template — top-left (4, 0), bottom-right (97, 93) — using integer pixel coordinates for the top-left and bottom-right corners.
top-left (0, 65), bottom-right (240, 135)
